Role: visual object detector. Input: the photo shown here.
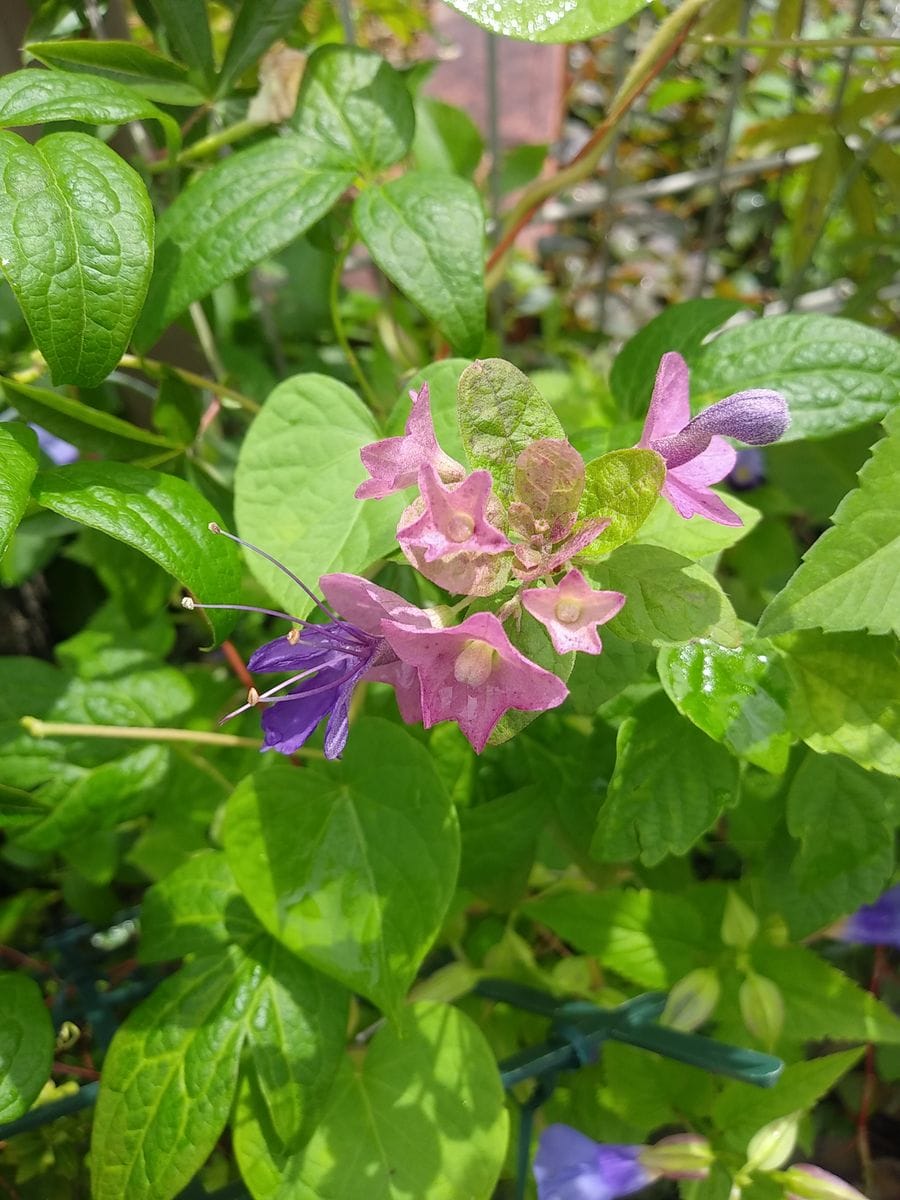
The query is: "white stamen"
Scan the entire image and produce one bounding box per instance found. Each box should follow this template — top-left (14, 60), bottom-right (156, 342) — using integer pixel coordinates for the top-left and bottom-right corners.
top-left (181, 596), bottom-right (195, 610)
top-left (247, 687), bottom-right (260, 706)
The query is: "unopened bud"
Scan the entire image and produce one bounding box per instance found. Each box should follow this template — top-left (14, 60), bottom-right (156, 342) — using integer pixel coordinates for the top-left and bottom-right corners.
top-left (721, 891), bottom-right (759, 949)
top-left (661, 968), bottom-right (721, 1032)
top-left (739, 973), bottom-right (784, 1048)
top-left (641, 1134), bottom-right (713, 1180)
top-left (779, 1165), bottom-right (866, 1200)
top-left (743, 1113), bottom-right (798, 1173)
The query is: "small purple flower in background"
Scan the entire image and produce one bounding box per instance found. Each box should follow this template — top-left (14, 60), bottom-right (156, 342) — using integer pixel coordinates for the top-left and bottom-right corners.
top-left (829, 884), bottom-right (900, 950)
top-left (355, 383), bottom-right (463, 500)
top-left (397, 465), bottom-right (512, 563)
top-left (522, 569), bottom-right (625, 654)
top-left (728, 447), bottom-right (766, 492)
top-left (382, 609), bottom-right (568, 753)
top-left (533, 1126), bottom-right (712, 1200)
top-left (638, 352), bottom-right (788, 526)
top-left (0, 412), bottom-right (78, 465)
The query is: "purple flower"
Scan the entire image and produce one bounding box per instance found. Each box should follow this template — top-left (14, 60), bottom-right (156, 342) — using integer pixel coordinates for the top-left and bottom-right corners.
top-left (534, 1126), bottom-right (653, 1200)
top-left (638, 352), bottom-right (788, 526)
top-left (728, 447), bottom-right (766, 491)
top-left (832, 885), bottom-right (900, 949)
top-left (34, 425), bottom-right (79, 465)
top-left (355, 383), bottom-right (463, 500)
top-left (522, 569), bottom-right (625, 655)
top-left (381, 610), bottom-right (568, 753)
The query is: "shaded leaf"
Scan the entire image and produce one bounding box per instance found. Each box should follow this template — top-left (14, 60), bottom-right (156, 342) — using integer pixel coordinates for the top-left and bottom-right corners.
top-left (0, 974), bottom-right (54, 1122)
top-left (0, 422), bottom-right (38, 560)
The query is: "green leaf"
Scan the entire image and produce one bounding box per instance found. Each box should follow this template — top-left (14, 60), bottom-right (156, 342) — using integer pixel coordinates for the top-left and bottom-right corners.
top-left (133, 136), bottom-right (351, 351)
top-left (786, 753), bottom-right (896, 887)
top-left (32, 461), bottom-right (242, 646)
top-left (412, 96), bottom-right (484, 177)
top-left (13, 744), bottom-right (169, 853)
top-left (387, 358), bottom-right (471, 464)
top-left (488, 609), bottom-right (574, 745)
top-left (610, 298), bottom-right (745, 419)
top-left (0, 69), bottom-right (180, 158)
top-left (566, 629), bottom-right (654, 714)
top-left (148, 0), bottom-right (215, 91)
top-left (586, 544), bottom-right (740, 646)
top-left (690, 315), bottom-right (900, 442)
top-left (0, 974), bottom-right (54, 1123)
top-left (634, 493), bottom-right (760, 560)
top-left (459, 786), bottom-right (546, 909)
top-left (592, 692), bottom-right (740, 865)
top-left (139, 850), bottom-right (259, 963)
top-left (524, 888), bottom-right (707, 989)
top-left (780, 630), bottom-right (900, 777)
top-left (242, 934), bottom-right (349, 1146)
top-left (759, 410), bottom-right (900, 638)
top-left (90, 950), bottom-right (255, 1200)
top-left (217, 0), bottom-right (305, 96)
top-left (223, 720), bottom-right (459, 1018)
top-left (233, 1001), bottom-right (508, 1200)
top-left (0, 422), bottom-right (38, 560)
top-left (0, 376), bottom-right (181, 461)
top-left (442, 0), bottom-right (646, 43)
top-left (457, 358), bottom-right (564, 502)
top-left (289, 45), bottom-right (415, 173)
top-left (576, 449), bottom-right (666, 558)
top-left (355, 173), bottom-right (485, 357)
top-left (712, 1049), bottom-right (864, 1150)
top-left (0, 131), bottom-right (154, 388)
top-left (234, 373), bottom-right (404, 620)
top-left (26, 40), bottom-right (206, 106)
top-left (657, 639), bottom-right (794, 773)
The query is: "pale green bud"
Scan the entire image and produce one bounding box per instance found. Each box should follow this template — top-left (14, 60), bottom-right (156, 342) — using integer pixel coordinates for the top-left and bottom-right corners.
top-left (779, 1165), bottom-right (866, 1200)
top-left (721, 891), bottom-right (760, 949)
top-left (739, 973), bottom-right (784, 1048)
top-left (640, 1134), bottom-right (714, 1180)
top-left (661, 968), bottom-right (721, 1032)
top-left (743, 1113), bottom-right (799, 1173)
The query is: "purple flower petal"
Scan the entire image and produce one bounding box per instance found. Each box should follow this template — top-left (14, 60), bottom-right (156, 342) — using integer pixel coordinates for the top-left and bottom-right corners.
top-left (836, 885), bottom-right (900, 949)
top-left (534, 1126), bottom-right (653, 1200)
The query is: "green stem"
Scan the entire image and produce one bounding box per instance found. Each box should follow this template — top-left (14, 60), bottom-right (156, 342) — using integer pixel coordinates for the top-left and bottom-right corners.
top-left (146, 118), bottom-right (264, 173)
top-left (119, 355), bottom-right (260, 414)
top-left (330, 243), bottom-right (381, 413)
top-left (20, 716), bottom-right (324, 758)
top-left (691, 35), bottom-right (900, 49)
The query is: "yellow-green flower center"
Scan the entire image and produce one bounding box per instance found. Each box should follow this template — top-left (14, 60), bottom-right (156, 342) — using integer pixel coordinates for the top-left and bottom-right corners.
top-left (554, 597), bottom-right (582, 625)
top-left (447, 512), bottom-right (475, 543)
top-left (453, 639), bottom-right (496, 687)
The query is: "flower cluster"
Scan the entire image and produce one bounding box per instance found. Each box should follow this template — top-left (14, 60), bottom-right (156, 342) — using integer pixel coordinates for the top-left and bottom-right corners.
top-left (187, 354), bottom-right (788, 759)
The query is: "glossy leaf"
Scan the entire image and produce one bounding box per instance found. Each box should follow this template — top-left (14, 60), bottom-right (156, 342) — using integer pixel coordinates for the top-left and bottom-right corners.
top-left (234, 374), bottom-right (404, 620)
top-left (457, 358), bottom-right (564, 502)
top-left (413, 96), bottom-right (484, 177)
top-left (0, 69), bottom-right (180, 158)
top-left (218, 0), bottom-right (305, 95)
top-left (576, 449), bottom-right (666, 558)
top-left (0, 131), bottom-right (154, 388)
top-left (759, 409), bottom-right (900, 638)
top-left (32, 462), bottom-right (242, 646)
top-left (289, 45), bottom-right (415, 173)
top-left (0, 422), bottom-right (38, 561)
top-left (26, 40), bottom-right (205, 106)
top-left (610, 298), bottom-right (745, 418)
top-left (0, 974), bottom-right (54, 1122)
top-left (223, 721), bottom-right (459, 1018)
top-left (658, 639), bottom-right (794, 773)
top-left (690, 315), bottom-right (900, 442)
top-left (781, 630), bottom-right (900, 777)
top-left (233, 1002), bottom-right (508, 1200)
top-left (586, 544), bottom-right (740, 646)
top-left (593, 692), bottom-right (740, 866)
top-left (134, 136), bottom-right (351, 351)
top-left (355, 173), bottom-right (486, 357)
top-left (91, 950), bottom-right (255, 1200)
top-left (0, 376), bottom-right (180, 461)
top-left (443, 0), bottom-right (646, 43)
top-left (148, 0), bottom-right (215, 90)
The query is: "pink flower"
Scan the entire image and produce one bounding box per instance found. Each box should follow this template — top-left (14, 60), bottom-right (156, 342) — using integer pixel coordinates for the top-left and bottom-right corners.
top-left (381, 610), bottom-right (568, 753)
top-left (355, 383), bottom-right (463, 500)
top-left (521, 569), bottom-right (625, 654)
top-left (398, 466), bottom-right (512, 563)
top-left (639, 352), bottom-right (789, 527)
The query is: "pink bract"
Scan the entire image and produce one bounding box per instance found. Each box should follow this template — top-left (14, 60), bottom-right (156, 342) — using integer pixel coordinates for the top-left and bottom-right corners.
top-left (522, 569), bottom-right (625, 654)
top-left (355, 383), bottom-right (463, 500)
top-left (397, 465), bottom-right (512, 563)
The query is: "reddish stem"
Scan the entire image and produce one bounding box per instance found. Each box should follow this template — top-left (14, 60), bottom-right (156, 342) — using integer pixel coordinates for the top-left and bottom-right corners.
top-left (221, 640), bottom-right (254, 690)
top-left (51, 1062), bottom-right (100, 1082)
top-left (856, 945), bottom-right (886, 1187)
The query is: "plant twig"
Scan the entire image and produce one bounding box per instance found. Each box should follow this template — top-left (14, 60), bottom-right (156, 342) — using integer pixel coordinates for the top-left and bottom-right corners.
top-left (330, 243), bottom-right (381, 413)
top-left (19, 717), bottom-right (307, 753)
top-left (118, 355), bottom-right (260, 414)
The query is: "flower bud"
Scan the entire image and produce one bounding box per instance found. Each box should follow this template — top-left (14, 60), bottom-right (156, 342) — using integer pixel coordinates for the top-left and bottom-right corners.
top-left (739, 973), bottom-right (784, 1048)
top-left (721, 891), bottom-right (759, 949)
top-left (743, 1113), bottom-right (799, 1173)
top-left (640, 1134), bottom-right (714, 1180)
top-left (661, 968), bottom-right (721, 1031)
top-left (779, 1165), bottom-right (866, 1200)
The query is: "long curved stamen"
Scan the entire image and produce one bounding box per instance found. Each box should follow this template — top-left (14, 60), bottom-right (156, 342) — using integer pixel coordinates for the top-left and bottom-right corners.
top-left (208, 523), bottom-right (337, 620)
top-left (182, 598), bottom-right (313, 626)
top-left (256, 667), bottom-right (364, 705)
top-left (218, 668), bottom-right (321, 724)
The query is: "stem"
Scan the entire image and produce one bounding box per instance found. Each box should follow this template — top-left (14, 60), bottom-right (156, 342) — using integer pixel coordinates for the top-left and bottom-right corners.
top-left (52, 1062), bottom-right (100, 1082)
top-left (18, 716), bottom-right (329, 755)
top-left (485, 0), bottom-right (708, 289)
top-left (691, 35), bottom-right (900, 49)
top-left (146, 118), bottom-right (264, 173)
top-left (118, 355), bottom-right (260, 414)
top-left (330, 243), bottom-right (381, 412)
